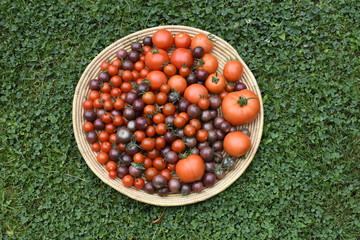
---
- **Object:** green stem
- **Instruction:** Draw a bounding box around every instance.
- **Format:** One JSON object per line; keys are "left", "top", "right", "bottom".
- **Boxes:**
{"left": 237, "top": 96, "right": 256, "bottom": 106}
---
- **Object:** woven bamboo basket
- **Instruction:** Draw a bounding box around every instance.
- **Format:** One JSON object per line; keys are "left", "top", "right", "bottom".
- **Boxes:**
{"left": 72, "top": 25, "right": 264, "bottom": 206}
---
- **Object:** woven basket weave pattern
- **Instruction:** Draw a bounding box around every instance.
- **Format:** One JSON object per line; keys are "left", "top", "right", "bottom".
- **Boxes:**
{"left": 72, "top": 25, "right": 263, "bottom": 206}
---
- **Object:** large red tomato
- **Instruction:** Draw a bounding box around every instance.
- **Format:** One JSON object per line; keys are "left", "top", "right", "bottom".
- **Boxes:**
{"left": 221, "top": 89, "right": 260, "bottom": 126}
{"left": 168, "top": 75, "right": 187, "bottom": 94}
{"left": 152, "top": 29, "right": 174, "bottom": 50}
{"left": 147, "top": 71, "right": 168, "bottom": 91}
{"left": 170, "top": 48, "right": 193, "bottom": 69}
{"left": 175, "top": 154, "right": 205, "bottom": 183}
{"left": 223, "top": 60, "right": 243, "bottom": 82}
{"left": 197, "top": 54, "right": 218, "bottom": 74}
{"left": 184, "top": 84, "right": 209, "bottom": 104}
{"left": 224, "top": 131, "right": 251, "bottom": 157}
{"left": 190, "top": 33, "right": 214, "bottom": 53}
{"left": 174, "top": 33, "right": 191, "bottom": 48}
{"left": 145, "top": 49, "right": 169, "bottom": 71}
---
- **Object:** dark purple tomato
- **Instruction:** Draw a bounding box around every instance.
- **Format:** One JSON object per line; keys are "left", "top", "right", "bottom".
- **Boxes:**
{"left": 111, "top": 109, "right": 122, "bottom": 116}
{"left": 176, "top": 128, "right": 184, "bottom": 138}
{"left": 83, "top": 110, "right": 97, "bottom": 122}
{"left": 168, "top": 178, "right": 181, "bottom": 193}
{"left": 158, "top": 187, "right": 170, "bottom": 197}
{"left": 128, "top": 51, "right": 140, "bottom": 62}
{"left": 125, "top": 91, "right": 138, "bottom": 104}
{"left": 152, "top": 174, "right": 168, "bottom": 189}
{"left": 207, "top": 130, "right": 217, "bottom": 143}
{"left": 178, "top": 99, "right": 191, "bottom": 112}
{"left": 215, "top": 168, "right": 226, "bottom": 179}
{"left": 212, "top": 141, "right": 223, "bottom": 151}
{"left": 97, "top": 109, "right": 107, "bottom": 118}
{"left": 116, "top": 166, "right": 129, "bottom": 178}
{"left": 187, "top": 104, "right": 201, "bottom": 119}
{"left": 208, "top": 95, "right": 221, "bottom": 109}
{"left": 205, "top": 162, "right": 215, "bottom": 172}
{"left": 165, "top": 151, "right": 178, "bottom": 164}
{"left": 197, "top": 141, "right": 209, "bottom": 150}
{"left": 192, "top": 181, "right": 204, "bottom": 193}
{"left": 94, "top": 118, "right": 105, "bottom": 130}
{"left": 89, "top": 79, "right": 100, "bottom": 90}
{"left": 98, "top": 72, "right": 110, "bottom": 82}
{"left": 143, "top": 36, "right": 153, "bottom": 47}
{"left": 213, "top": 116, "right": 225, "bottom": 129}
{"left": 184, "top": 137, "right": 197, "bottom": 148}
{"left": 109, "top": 148, "right": 121, "bottom": 161}
{"left": 126, "top": 120, "right": 136, "bottom": 132}
{"left": 122, "top": 60, "right": 134, "bottom": 70}
{"left": 201, "top": 110, "right": 212, "bottom": 122}
{"left": 200, "top": 146, "right": 214, "bottom": 161}
{"left": 195, "top": 69, "right": 208, "bottom": 81}
{"left": 202, "top": 122, "right": 214, "bottom": 131}
{"left": 202, "top": 173, "right": 216, "bottom": 187}
{"left": 129, "top": 165, "right": 142, "bottom": 178}
{"left": 123, "top": 108, "right": 136, "bottom": 120}
{"left": 229, "top": 126, "right": 237, "bottom": 133}
{"left": 132, "top": 99, "right": 145, "bottom": 112}
{"left": 137, "top": 82, "right": 150, "bottom": 92}
{"left": 190, "top": 147, "right": 200, "bottom": 155}
{"left": 181, "top": 184, "right": 192, "bottom": 195}
{"left": 164, "top": 116, "right": 175, "bottom": 126}
{"left": 164, "top": 131, "right": 176, "bottom": 143}
{"left": 234, "top": 82, "right": 247, "bottom": 91}
{"left": 135, "top": 117, "right": 148, "bottom": 131}
{"left": 187, "top": 73, "right": 198, "bottom": 85}
{"left": 116, "top": 49, "right": 128, "bottom": 60}
{"left": 214, "top": 151, "right": 222, "bottom": 163}
{"left": 86, "top": 131, "right": 98, "bottom": 144}
{"left": 219, "top": 121, "right": 231, "bottom": 133}
{"left": 215, "top": 129, "right": 225, "bottom": 140}
{"left": 161, "top": 146, "right": 172, "bottom": 156}
{"left": 209, "top": 110, "right": 218, "bottom": 119}
{"left": 125, "top": 144, "right": 139, "bottom": 156}
{"left": 144, "top": 182, "right": 156, "bottom": 194}
{"left": 192, "top": 46, "right": 205, "bottom": 58}
{"left": 131, "top": 42, "right": 143, "bottom": 52}
{"left": 121, "top": 154, "right": 133, "bottom": 167}
{"left": 116, "top": 127, "right": 132, "bottom": 143}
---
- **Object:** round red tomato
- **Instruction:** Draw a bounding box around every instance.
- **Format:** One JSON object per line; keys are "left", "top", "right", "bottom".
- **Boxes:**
{"left": 184, "top": 84, "right": 209, "bottom": 104}
{"left": 221, "top": 89, "right": 260, "bottom": 126}
{"left": 168, "top": 75, "right": 187, "bottom": 94}
{"left": 224, "top": 131, "right": 251, "bottom": 157}
{"left": 191, "top": 33, "right": 214, "bottom": 53}
{"left": 175, "top": 155, "right": 205, "bottom": 183}
{"left": 197, "top": 54, "right": 218, "bottom": 74}
{"left": 205, "top": 73, "right": 226, "bottom": 94}
{"left": 152, "top": 29, "right": 174, "bottom": 50}
{"left": 170, "top": 48, "right": 193, "bottom": 69}
{"left": 147, "top": 70, "right": 168, "bottom": 91}
{"left": 145, "top": 49, "right": 169, "bottom": 71}
{"left": 174, "top": 33, "right": 191, "bottom": 48}
{"left": 223, "top": 60, "right": 243, "bottom": 82}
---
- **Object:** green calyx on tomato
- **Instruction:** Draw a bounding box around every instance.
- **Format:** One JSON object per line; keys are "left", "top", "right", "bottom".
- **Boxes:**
{"left": 237, "top": 96, "right": 257, "bottom": 107}
{"left": 211, "top": 73, "right": 220, "bottom": 83}
{"left": 131, "top": 162, "right": 145, "bottom": 170}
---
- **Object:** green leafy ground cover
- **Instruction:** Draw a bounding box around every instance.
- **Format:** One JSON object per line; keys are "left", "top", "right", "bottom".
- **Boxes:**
{"left": 1, "top": 0, "right": 359, "bottom": 239}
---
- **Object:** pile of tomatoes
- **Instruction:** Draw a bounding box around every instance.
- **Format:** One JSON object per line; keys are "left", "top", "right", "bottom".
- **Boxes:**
{"left": 82, "top": 29, "right": 260, "bottom": 196}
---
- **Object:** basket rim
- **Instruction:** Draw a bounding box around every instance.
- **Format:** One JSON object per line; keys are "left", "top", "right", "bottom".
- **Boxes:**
{"left": 72, "top": 25, "right": 264, "bottom": 206}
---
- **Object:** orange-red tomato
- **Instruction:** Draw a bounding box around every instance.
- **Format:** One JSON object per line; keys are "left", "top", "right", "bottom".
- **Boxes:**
{"left": 171, "top": 139, "right": 186, "bottom": 153}
{"left": 152, "top": 29, "right": 174, "bottom": 50}
{"left": 197, "top": 54, "right": 218, "bottom": 74}
{"left": 145, "top": 49, "right": 170, "bottom": 71}
{"left": 97, "top": 152, "right": 109, "bottom": 164}
{"left": 205, "top": 73, "right": 226, "bottom": 94}
{"left": 224, "top": 131, "right": 251, "bottom": 157}
{"left": 122, "top": 175, "right": 134, "bottom": 187}
{"left": 191, "top": 33, "right": 214, "bottom": 53}
{"left": 163, "top": 63, "right": 177, "bottom": 77}
{"left": 174, "top": 33, "right": 191, "bottom": 48}
{"left": 223, "top": 60, "right": 243, "bottom": 82}
{"left": 221, "top": 89, "right": 260, "bottom": 126}
{"left": 170, "top": 48, "right": 193, "bottom": 69}
{"left": 134, "top": 178, "right": 145, "bottom": 189}
{"left": 168, "top": 75, "right": 187, "bottom": 94}
{"left": 175, "top": 155, "right": 205, "bottom": 183}
{"left": 147, "top": 70, "right": 168, "bottom": 91}
{"left": 184, "top": 84, "right": 209, "bottom": 104}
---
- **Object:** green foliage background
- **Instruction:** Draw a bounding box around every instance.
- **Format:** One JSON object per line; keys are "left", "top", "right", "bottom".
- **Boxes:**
{"left": 1, "top": 0, "right": 359, "bottom": 239}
